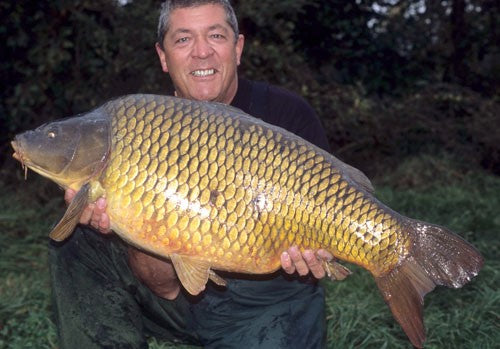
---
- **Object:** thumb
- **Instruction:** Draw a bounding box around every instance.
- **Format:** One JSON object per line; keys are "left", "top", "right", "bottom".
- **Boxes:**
{"left": 64, "top": 188, "right": 76, "bottom": 205}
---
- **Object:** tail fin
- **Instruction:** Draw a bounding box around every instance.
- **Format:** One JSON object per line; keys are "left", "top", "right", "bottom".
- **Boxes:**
{"left": 374, "top": 221, "right": 483, "bottom": 348}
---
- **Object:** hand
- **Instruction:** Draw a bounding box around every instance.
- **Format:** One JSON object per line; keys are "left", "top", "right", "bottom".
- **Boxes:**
{"left": 127, "top": 246, "right": 181, "bottom": 300}
{"left": 65, "top": 188, "right": 111, "bottom": 234}
{"left": 281, "top": 246, "right": 333, "bottom": 279}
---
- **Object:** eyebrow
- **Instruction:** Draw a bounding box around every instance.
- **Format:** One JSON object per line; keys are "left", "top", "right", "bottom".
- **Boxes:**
{"left": 170, "top": 28, "right": 191, "bottom": 37}
{"left": 207, "top": 24, "right": 230, "bottom": 33}
{"left": 169, "top": 24, "right": 230, "bottom": 37}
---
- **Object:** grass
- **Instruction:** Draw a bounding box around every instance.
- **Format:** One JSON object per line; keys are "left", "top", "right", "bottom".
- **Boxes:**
{"left": 0, "top": 178, "right": 60, "bottom": 348}
{"left": 0, "top": 162, "right": 498, "bottom": 348}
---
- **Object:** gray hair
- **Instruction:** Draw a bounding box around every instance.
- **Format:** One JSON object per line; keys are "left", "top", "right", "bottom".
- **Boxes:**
{"left": 157, "top": 0, "right": 239, "bottom": 48}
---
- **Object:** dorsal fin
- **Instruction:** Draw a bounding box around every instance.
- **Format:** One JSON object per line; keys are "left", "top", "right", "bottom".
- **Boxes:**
{"left": 326, "top": 153, "right": 374, "bottom": 193}
{"left": 341, "top": 163, "right": 374, "bottom": 193}
{"left": 49, "top": 183, "right": 90, "bottom": 241}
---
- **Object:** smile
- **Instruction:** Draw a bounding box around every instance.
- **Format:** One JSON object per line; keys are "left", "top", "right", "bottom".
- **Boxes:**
{"left": 191, "top": 69, "right": 216, "bottom": 77}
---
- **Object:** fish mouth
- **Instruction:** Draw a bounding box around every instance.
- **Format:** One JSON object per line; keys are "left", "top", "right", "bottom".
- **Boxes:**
{"left": 11, "top": 140, "right": 22, "bottom": 162}
{"left": 190, "top": 68, "right": 217, "bottom": 77}
{"left": 11, "top": 140, "right": 29, "bottom": 179}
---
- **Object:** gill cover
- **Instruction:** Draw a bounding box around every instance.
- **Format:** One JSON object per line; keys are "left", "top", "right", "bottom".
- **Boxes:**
{"left": 12, "top": 109, "right": 110, "bottom": 189}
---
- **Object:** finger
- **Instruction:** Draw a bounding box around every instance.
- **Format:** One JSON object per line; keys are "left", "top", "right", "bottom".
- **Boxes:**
{"left": 92, "top": 198, "right": 112, "bottom": 233}
{"left": 94, "top": 197, "right": 107, "bottom": 215}
{"left": 98, "top": 212, "right": 112, "bottom": 234}
{"left": 303, "top": 250, "right": 325, "bottom": 279}
{"left": 91, "top": 198, "right": 105, "bottom": 228}
{"left": 79, "top": 203, "right": 95, "bottom": 225}
{"left": 288, "top": 246, "right": 309, "bottom": 276}
{"left": 90, "top": 213, "right": 101, "bottom": 230}
{"left": 64, "top": 189, "right": 76, "bottom": 205}
{"left": 280, "top": 251, "right": 295, "bottom": 274}
{"left": 316, "top": 249, "right": 334, "bottom": 262}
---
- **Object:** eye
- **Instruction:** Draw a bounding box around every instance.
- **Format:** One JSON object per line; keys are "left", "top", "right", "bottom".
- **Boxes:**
{"left": 48, "top": 131, "right": 56, "bottom": 139}
{"left": 175, "top": 37, "right": 189, "bottom": 44}
{"left": 211, "top": 33, "right": 225, "bottom": 40}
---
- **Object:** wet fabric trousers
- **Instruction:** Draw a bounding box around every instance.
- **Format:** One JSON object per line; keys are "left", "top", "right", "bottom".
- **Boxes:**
{"left": 49, "top": 226, "right": 326, "bottom": 348}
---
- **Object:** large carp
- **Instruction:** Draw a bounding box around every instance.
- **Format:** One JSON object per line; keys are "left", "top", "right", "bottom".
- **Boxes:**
{"left": 12, "top": 94, "right": 483, "bottom": 347}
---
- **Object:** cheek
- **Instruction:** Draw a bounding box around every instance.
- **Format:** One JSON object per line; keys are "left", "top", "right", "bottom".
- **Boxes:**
{"left": 219, "top": 51, "right": 238, "bottom": 70}
{"left": 165, "top": 50, "right": 189, "bottom": 69}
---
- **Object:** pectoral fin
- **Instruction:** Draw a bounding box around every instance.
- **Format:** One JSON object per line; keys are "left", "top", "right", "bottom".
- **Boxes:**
{"left": 49, "top": 183, "right": 90, "bottom": 241}
{"left": 170, "top": 254, "right": 226, "bottom": 295}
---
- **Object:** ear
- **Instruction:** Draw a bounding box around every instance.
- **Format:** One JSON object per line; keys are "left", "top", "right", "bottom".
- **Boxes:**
{"left": 235, "top": 34, "right": 244, "bottom": 66}
{"left": 155, "top": 42, "right": 169, "bottom": 73}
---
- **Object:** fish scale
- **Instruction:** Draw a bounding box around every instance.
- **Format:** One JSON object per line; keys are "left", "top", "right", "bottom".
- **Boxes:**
{"left": 12, "top": 94, "right": 483, "bottom": 347}
{"left": 100, "top": 95, "right": 405, "bottom": 275}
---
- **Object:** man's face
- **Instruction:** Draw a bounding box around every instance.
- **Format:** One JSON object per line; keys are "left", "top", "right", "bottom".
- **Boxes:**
{"left": 156, "top": 4, "right": 244, "bottom": 104}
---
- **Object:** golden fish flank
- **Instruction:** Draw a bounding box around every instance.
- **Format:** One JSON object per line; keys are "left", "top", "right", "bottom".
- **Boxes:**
{"left": 106, "top": 98, "right": 407, "bottom": 273}
{"left": 12, "top": 94, "right": 483, "bottom": 348}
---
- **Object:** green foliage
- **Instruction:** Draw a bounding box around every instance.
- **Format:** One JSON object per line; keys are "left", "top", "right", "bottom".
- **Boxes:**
{"left": 1, "top": 0, "right": 168, "bottom": 166}
{"left": 322, "top": 84, "right": 500, "bottom": 178}
{"left": 0, "top": 180, "right": 61, "bottom": 348}
{"left": 288, "top": 0, "right": 500, "bottom": 95}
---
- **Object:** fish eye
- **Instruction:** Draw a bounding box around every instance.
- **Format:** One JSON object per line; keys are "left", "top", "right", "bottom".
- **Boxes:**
{"left": 48, "top": 131, "right": 56, "bottom": 139}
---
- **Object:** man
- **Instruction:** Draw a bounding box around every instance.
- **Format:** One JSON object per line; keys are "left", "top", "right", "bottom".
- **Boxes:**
{"left": 53, "top": 1, "right": 333, "bottom": 348}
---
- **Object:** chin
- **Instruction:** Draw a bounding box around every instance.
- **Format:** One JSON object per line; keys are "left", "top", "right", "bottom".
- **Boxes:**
{"left": 194, "top": 92, "right": 219, "bottom": 102}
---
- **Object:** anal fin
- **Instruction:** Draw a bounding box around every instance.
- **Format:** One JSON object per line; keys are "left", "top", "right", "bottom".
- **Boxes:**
{"left": 49, "top": 183, "right": 90, "bottom": 241}
{"left": 322, "top": 260, "right": 352, "bottom": 281}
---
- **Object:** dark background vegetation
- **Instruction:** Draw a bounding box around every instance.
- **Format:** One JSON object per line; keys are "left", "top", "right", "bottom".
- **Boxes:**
{"left": 0, "top": 0, "right": 499, "bottom": 348}
{"left": 1, "top": 0, "right": 499, "bottom": 179}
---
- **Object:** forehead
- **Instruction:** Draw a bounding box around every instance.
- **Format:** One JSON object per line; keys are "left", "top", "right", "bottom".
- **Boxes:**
{"left": 168, "top": 4, "right": 231, "bottom": 35}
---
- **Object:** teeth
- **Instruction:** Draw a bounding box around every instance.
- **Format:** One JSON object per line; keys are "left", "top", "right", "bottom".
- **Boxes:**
{"left": 191, "top": 69, "right": 215, "bottom": 77}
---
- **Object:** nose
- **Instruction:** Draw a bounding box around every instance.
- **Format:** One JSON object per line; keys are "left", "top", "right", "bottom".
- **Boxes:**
{"left": 192, "top": 37, "right": 214, "bottom": 58}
